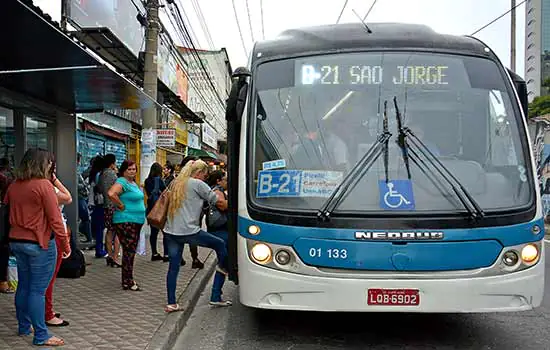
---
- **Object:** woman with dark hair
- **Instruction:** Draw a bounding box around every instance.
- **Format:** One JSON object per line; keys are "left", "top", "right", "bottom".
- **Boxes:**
{"left": 163, "top": 162, "right": 176, "bottom": 187}
{"left": 205, "top": 170, "right": 231, "bottom": 306}
{"left": 89, "top": 156, "right": 109, "bottom": 258}
{"left": 145, "top": 162, "right": 167, "bottom": 261}
{"left": 6, "top": 148, "right": 70, "bottom": 346}
{"left": 98, "top": 154, "right": 121, "bottom": 266}
{"left": 107, "top": 160, "right": 146, "bottom": 291}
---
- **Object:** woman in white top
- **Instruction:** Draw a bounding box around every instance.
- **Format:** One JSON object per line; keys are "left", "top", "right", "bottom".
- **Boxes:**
{"left": 45, "top": 158, "right": 72, "bottom": 327}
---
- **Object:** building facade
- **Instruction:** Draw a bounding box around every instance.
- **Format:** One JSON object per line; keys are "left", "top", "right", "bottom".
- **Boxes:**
{"left": 525, "top": 0, "right": 550, "bottom": 101}
{"left": 179, "top": 48, "right": 232, "bottom": 154}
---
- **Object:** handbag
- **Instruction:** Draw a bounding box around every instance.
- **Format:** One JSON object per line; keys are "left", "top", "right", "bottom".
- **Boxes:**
{"left": 147, "top": 183, "right": 172, "bottom": 230}
{"left": 207, "top": 186, "right": 227, "bottom": 230}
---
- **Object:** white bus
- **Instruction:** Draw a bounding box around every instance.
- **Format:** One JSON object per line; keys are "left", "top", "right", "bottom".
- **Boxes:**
{"left": 224, "top": 23, "right": 544, "bottom": 312}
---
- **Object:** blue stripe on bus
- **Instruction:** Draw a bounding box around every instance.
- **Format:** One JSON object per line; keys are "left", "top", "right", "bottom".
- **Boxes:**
{"left": 238, "top": 216, "right": 544, "bottom": 247}
{"left": 293, "top": 238, "right": 503, "bottom": 271}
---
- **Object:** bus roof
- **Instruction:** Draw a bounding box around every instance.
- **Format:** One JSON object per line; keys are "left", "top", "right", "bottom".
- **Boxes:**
{"left": 252, "top": 23, "right": 496, "bottom": 63}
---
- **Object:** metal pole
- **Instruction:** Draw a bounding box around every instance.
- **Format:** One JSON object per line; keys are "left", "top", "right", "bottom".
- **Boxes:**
{"left": 511, "top": 0, "right": 516, "bottom": 72}
{"left": 141, "top": 0, "right": 160, "bottom": 183}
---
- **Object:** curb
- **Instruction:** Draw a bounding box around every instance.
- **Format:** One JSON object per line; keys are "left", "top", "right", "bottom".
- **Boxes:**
{"left": 145, "top": 251, "right": 217, "bottom": 350}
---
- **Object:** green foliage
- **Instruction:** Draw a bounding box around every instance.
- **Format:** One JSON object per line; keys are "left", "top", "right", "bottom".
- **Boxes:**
{"left": 528, "top": 95, "right": 550, "bottom": 118}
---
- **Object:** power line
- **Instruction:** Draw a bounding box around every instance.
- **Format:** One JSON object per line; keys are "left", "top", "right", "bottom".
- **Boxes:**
{"left": 471, "top": 0, "right": 526, "bottom": 36}
{"left": 245, "top": 0, "right": 256, "bottom": 43}
{"left": 232, "top": 0, "right": 249, "bottom": 59}
{"left": 260, "top": 0, "right": 265, "bottom": 40}
{"left": 362, "top": 0, "right": 378, "bottom": 21}
{"left": 336, "top": 0, "right": 349, "bottom": 24}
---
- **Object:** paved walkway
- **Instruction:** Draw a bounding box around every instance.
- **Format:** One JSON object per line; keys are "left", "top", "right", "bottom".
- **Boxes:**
{"left": 0, "top": 229, "right": 213, "bottom": 350}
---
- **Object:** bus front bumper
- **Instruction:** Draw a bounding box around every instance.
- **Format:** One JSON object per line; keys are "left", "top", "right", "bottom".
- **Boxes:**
{"left": 237, "top": 238, "right": 545, "bottom": 313}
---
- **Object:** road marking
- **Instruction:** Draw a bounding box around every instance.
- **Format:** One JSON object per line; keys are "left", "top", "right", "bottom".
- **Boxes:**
{"left": 544, "top": 239, "right": 550, "bottom": 244}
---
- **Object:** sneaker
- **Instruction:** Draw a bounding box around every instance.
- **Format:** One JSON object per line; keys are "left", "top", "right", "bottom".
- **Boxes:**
{"left": 209, "top": 300, "right": 232, "bottom": 307}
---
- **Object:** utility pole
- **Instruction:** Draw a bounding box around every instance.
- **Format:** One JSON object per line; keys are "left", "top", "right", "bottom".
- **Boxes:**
{"left": 511, "top": 0, "right": 516, "bottom": 72}
{"left": 141, "top": 0, "right": 160, "bottom": 183}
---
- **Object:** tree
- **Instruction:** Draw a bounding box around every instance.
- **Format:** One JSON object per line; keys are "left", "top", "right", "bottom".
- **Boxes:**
{"left": 529, "top": 95, "right": 550, "bottom": 118}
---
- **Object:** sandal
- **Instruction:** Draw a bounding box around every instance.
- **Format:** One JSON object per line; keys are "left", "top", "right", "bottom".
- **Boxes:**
{"left": 0, "top": 286, "right": 15, "bottom": 294}
{"left": 35, "top": 335, "right": 64, "bottom": 346}
{"left": 164, "top": 304, "right": 184, "bottom": 313}
{"left": 122, "top": 282, "right": 141, "bottom": 291}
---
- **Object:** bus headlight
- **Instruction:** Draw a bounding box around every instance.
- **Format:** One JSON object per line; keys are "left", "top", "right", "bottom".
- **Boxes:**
{"left": 251, "top": 243, "right": 272, "bottom": 264}
{"left": 521, "top": 244, "right": 539, "bottom": 263}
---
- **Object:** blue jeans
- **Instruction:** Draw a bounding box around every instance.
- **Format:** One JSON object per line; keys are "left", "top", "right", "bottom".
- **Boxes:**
{"left": 91, "top": 205, "right": 106, "bottom": 257}
{"left": 210, "top": 231, "right": 228, "bottom": 302}
{"left": 10, "top": 239, "right": 57, "bottom": 345}
{"left": 165, "top": 231, "right": 227, "bottom": 305}
{"left": 78, "top": 198, "right": 92, "bottom": 242}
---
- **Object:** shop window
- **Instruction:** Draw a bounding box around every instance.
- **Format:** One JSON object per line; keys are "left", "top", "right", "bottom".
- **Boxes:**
{"left": 0, "top": 106, "right": 15, "bottom": 168}
{"left": 25, "top": 116, "right": 54, "bottom": 152}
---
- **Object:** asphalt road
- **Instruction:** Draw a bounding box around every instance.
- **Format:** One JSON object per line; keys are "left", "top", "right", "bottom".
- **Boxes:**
{"left": 174, "top": 243, "right": 550, "bottom": 350}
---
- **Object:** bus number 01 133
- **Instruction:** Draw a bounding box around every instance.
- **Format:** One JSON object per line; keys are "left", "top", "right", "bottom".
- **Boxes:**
{"left": 309, "top": 248, "right": 348, "bottom": 259}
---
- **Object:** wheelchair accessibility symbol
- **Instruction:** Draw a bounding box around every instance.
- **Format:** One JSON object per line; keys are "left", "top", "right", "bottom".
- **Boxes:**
{"left": 378, "top": 180, "right": 415, "bottom": 210}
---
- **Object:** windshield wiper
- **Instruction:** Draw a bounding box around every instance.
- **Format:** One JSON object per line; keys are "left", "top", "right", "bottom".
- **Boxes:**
{"left": 394, "top": 97, "right": 411, "bottom": 179}
{"left": 317, "top": 103, "right": 392, "bottom": 221}
{"left": 391, "top": 97, "right": 484, "bottom": 220}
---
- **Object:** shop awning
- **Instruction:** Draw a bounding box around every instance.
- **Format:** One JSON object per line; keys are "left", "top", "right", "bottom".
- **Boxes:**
{"left": 187, "top": 148, "right": 218, "bottom": 159}
{"left": 0, "top": 0, "right": 157, "bottom": 113}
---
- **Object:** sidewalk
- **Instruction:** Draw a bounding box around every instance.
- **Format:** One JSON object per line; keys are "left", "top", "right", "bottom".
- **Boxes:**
{"left": 0, "top": 229, "right": 214, "bottom": 350}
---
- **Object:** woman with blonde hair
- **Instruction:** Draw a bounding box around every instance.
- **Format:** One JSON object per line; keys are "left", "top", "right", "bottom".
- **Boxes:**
{"left": 163, "top": 159, "right": 228, "bottom": 312}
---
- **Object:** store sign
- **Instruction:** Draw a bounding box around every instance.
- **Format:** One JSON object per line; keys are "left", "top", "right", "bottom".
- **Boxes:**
{"left": 66, "top": 0, "right": 145, "bottom": 56}
{"left": 202, "top": 123, "right": 217, "bottom": 149}
{"left": 168, "top": 117, "right": 188, "bottom": 145}
{"left": 156, "top": 129, "right": 176, "bottom": 147}
{"left": 158, "top": 37, "right": 178, "bottom": 94}
{"left": 188, "top": 132, "right": 200, "bottom": 149}
{"left": 141, "top": 128, "right": 157, "bottom": 177}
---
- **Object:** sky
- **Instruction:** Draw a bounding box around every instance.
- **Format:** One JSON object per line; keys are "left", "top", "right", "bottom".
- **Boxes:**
{"left": 35, "top": 0, "right": 526, "bottom": 75}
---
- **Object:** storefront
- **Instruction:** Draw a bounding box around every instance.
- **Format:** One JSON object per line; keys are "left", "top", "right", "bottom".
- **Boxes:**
{"left": 0, "top": 1, "right": 157, "bottom": 240}
{"left": 77, "top": 112, "right": 133, "bottom": 172}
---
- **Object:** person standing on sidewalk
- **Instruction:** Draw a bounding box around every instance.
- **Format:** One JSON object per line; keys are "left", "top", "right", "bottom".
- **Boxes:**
{"left": 88, "top": 156, "right": 109, "bottom": 259}
{"left": 98, "top": 154, "right": 121, "bottom": 266}
{"left": 76, "top": 153, "right": 93, "bottom": 244}
{"left": 163, "top": 160, "right": 228, "bottom": 312}
{"left": 178, "top": 156, "right": 204, "bottom": 269}
{"left": 6, "top": 148, "right": 71, "bottom": 347}
{"left": 163, "top": 162, "right": 175, "bottom": 188}
{"left": 45, "top": 158, "right": 72, "bottom": 327}
{"left": 144, "top": 162, "right": 167, "bottom": 261}
{"left": 0, "top": 168, "right": 13, "bottom": 294}
{"left": 108, "top": 160, "right": 146, "bottom": 291}
{"left": 206, "top": 170, "right": 231, "bottom": 306}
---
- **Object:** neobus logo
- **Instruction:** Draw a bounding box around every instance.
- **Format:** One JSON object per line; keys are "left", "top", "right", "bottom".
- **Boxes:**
{"left": 354, "top": 231, "right": 444, "bottom": 240}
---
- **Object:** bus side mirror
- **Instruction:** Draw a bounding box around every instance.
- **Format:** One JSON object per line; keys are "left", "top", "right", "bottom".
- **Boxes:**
{"left": 507, "top": 68, "right": 529, "bottom": 118}
{"left": 226, "top": 67, "right": 251, "bottom": 123}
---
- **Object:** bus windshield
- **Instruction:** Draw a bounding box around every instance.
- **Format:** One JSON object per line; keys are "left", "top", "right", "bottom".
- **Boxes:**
{"left": 250, "top": 52, "right": 533, "bottom": 214}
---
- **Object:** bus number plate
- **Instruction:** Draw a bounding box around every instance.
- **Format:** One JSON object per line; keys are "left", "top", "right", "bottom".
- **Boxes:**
{"left": 367, "top": 289, "right": 420, "bottom": 306}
